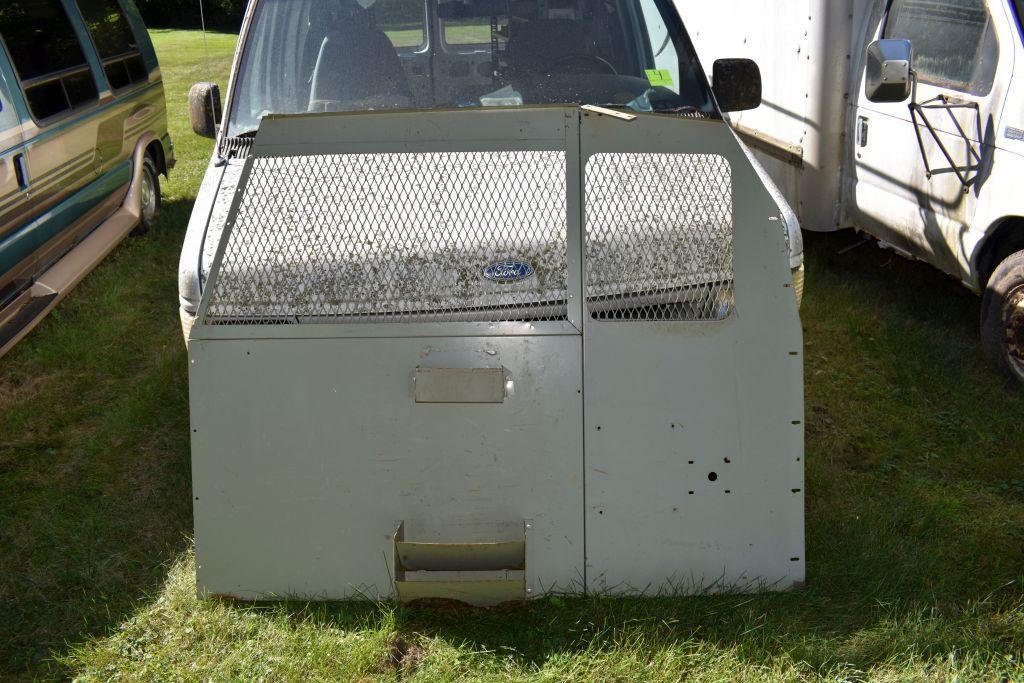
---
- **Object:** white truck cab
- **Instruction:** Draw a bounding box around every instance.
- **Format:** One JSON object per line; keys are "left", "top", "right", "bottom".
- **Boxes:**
{"left": 683, "top": 0, "right": 1024, "bottom": 383}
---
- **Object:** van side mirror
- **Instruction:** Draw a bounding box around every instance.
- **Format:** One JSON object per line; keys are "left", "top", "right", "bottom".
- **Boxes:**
{"left": 866, "top": 39, "right": 913, "bottom": 103}
{"left": 712, "top": 59, "right": 762, "bottom": 112}
{"left": 189, "top": 82, "right": 222, "bottom": 139}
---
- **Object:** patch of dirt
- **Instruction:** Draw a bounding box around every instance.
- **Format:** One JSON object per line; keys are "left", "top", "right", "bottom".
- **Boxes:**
{"left": 381, "top": 635, "right": 427, "bottom": 680}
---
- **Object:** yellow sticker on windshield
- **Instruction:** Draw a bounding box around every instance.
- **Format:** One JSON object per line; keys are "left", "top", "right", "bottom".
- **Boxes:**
{"left": 645, "top": 69, "right": 674, "bottom": 87}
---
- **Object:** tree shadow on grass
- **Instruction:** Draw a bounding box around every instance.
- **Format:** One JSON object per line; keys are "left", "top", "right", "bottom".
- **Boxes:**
{"left": 379, "top": 231, "right": 1023, "bottom": 676}
{"left": 6, "top": 227, "right": 1023, "bottom": 679}
{"left": 385, "top": 476, "right": 1023, "bottom": 677}
{"left": 0, "top": 198, "right": 197, "bottom": 678}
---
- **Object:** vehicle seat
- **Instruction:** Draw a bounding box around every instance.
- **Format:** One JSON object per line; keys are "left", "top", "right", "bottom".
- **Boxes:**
{"left": 506, "top": 19, "right": 598, "bottom": 78}
{"left": 308, "top": 2, "right": 413, "bottom": 111}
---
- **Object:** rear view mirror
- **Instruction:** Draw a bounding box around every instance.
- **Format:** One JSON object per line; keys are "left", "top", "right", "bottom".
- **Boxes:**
{"left": 189, "top": 82, "right": 222, "bottom": 139}
{"left": 713, "top": 59, "right": 762, "bottom": 112}
{"left": 866, "top": 39, "right": 913, "bottom": 103}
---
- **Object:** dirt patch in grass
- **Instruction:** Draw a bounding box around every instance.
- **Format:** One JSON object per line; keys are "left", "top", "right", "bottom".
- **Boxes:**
{"left": 381, "top": 635, "right": 429, "bottom": 679}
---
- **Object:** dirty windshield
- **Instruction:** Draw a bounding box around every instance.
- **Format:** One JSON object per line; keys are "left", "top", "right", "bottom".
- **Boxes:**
{"left": 227, "top": 0, "right": 715, "bottom": 136}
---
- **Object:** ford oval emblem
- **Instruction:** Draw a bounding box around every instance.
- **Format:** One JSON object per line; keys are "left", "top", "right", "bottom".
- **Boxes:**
{"left": 483, "top": 259, "right": 535, "bottom": 283}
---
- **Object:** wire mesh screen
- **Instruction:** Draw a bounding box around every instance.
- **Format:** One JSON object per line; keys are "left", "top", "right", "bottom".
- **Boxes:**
{"left": 204, "top": 151, "right": 568, "bottom": 324}
{"left": 584, "top": 153, "right": 734, "bottom": 321}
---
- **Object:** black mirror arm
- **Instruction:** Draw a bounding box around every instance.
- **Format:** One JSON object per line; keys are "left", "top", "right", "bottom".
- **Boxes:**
{"left": 906, "top": 69, "right": 983, "bottom": 192}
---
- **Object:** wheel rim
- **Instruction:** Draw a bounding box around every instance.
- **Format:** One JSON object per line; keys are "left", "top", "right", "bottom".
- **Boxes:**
{"left": 1003, "top": 284, "right": 1024, "bottom": 380}
{"left": 140, "top": 168, "right": 157, "bottom": 223}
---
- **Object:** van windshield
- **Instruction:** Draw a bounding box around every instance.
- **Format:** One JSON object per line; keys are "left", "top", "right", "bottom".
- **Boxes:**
{"left": 227, "top": 0, "right": 716, "bottom": 136}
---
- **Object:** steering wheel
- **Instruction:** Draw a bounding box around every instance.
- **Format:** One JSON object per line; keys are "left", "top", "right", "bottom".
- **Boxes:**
{"left": 550, "top": 53, "right": 618, "bottom": 76}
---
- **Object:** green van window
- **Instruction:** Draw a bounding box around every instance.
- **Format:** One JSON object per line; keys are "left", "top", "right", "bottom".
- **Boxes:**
{"left": 76, "top": 0, "right": 148, "bottom": 90}
{"left": 0, "top": 0, "right": 99, "bottom": 121}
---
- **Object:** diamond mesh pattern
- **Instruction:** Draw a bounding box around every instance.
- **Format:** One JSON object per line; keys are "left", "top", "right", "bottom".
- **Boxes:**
{"left": 584, "top": 153, "right": 733, "bottom": 321}
{"left": 204, "top": 151, "right": 568, "bottom": 324}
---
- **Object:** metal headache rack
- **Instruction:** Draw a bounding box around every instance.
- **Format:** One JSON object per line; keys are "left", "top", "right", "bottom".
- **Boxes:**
{"left": 188, "top": 106, "right": 804, "bottom": 604}
{"left": 204, "top": 149, "right": 570, "bottom": 324}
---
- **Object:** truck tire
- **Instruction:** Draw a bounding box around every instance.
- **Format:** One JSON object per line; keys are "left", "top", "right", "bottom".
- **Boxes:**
{"left": 131, "top": 155, "right": 161, "bottom": 236}
{"left": 981, "top": 249, "right": 1024, "bottom": 384}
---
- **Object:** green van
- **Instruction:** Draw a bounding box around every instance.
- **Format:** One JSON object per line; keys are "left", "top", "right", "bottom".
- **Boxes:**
{"left": 0, "top": 0, "right": 172, "bottom": 357}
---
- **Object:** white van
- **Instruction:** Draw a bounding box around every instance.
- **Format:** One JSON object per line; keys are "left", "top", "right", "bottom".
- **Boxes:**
{"left": 178, "top": 0, "right": 808, "bottom": 603}
{"left": 682, "top": 0, "right": 1024, "bottom": 383}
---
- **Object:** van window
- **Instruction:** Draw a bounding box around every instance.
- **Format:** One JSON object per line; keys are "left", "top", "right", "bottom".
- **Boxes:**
{"left": 375, "top": 0, "right": 426, "bottom": 49}
{"left": 0, "top": 71, "right": 20, "bottom": 132}
{"left": 884, "top": 0, "right": 999, "bottom": 96}
{"left": 0, "top": 0, "right": 99, "bottom": 121}
{"left": 227, "top": 0, "right": 714, "bottom": 137}
{"left": 441, "top": 9, "right": 500, "bottom": 47}
{"left": 76, "top": 0, "right": 149, "bottom": 90}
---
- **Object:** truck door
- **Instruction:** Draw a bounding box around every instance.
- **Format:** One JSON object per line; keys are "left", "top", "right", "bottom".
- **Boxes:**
{"left": 849, "top": 0, "right": 1010, "bottom": 277}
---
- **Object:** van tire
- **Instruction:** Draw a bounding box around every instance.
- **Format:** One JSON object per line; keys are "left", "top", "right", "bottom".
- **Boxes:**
{"left": 981, "top": 249, "right": 1024, "bottom": 385}
{"left": 132, "top": 155, "right": 161, "bottom": 236}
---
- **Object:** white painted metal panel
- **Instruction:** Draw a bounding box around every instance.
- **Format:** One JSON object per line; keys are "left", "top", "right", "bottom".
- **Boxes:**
{"left": 579, "top": 111, "right": 804, "bottom": 594}
{"left": 190, "top": 335, "right": 584, "bottom": 599}
{"left": 188, "top": 107, "right": 803, "bottom": 602}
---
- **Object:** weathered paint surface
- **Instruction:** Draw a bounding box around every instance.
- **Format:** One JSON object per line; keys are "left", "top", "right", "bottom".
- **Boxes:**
{"left": 188, "top": 107, "right": 803, "bottom": 603}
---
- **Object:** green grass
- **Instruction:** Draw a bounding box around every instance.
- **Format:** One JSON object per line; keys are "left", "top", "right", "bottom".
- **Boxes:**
{"left": 2, "top": 28, "right": 1024, "bottom": 681}
{"left": 383, "top": 28, "right": 427, "bottom": 49}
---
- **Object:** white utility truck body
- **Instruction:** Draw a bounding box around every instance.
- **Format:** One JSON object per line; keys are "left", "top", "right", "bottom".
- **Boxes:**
{"left": 180, "top": 0, "right": 805, "bottom": 604}
{"left": 681, "top": 0, "right": 1024, "bottom": 381}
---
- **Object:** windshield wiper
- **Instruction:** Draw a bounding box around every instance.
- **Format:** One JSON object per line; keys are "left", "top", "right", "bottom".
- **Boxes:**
{"left": 653, "top": 105, "right": 702, "bottom": 114}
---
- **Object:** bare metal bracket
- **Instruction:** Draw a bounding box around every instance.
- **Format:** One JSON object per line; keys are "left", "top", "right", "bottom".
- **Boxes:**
{"left": 908, "top": 73, "right": 982, "bottom": 193}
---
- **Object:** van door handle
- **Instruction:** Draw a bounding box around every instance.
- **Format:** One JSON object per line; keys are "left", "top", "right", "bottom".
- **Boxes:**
{"left": 857, "top": 117, "right": 869, "bottom": 147}
{"left": 13, "top": 153, "right": 28, "bottom": 190}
